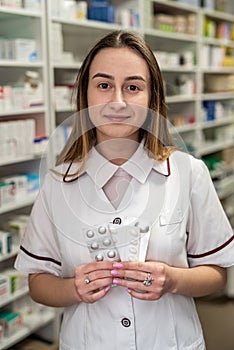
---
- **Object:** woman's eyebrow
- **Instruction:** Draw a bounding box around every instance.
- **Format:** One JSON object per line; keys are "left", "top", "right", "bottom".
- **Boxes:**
{"left": 125, "top": 75, "right": 146, "bottom": 82}
{"left": 92, "top": 73, "right": 114, "bottom": 80}
{"left": 92, "top": 73, "right": 146, "bottom": 82}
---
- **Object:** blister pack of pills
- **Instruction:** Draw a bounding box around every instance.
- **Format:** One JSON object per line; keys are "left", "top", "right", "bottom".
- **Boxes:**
{"left": 83, "top": 218, "right": 151, "bottom": 262}
{"left": 83, "top": 225, "right": 120, "bottom": 262}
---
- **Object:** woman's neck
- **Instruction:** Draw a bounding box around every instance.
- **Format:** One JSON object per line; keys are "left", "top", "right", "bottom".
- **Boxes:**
{"left": 95, "top": 138, "right": 140, "bottom": 165}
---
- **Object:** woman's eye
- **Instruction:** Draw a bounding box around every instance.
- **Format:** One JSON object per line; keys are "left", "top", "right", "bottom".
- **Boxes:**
{"left": 98, "top": 83, "right": 110, "bottom": 89}
{"left": 127, "top": 85, "right": 139, "bottom": 91}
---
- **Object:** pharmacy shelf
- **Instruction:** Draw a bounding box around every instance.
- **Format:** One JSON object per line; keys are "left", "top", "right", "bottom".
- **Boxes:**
{"left": 1, "top": 310, "right": 56, "bottom": 350}
{"left": 166, "top": 95, "right": 198, "bottom": 103}
{"left": 0, "top": 60, "right": 44, "bottom": 67}
{"left": 170, "top": 123, "right": 197, "bottom": 134}
{"left": 0, "top": 287, "right": 29, "bottom": 309}
{"left": 202, "top": 67, "right": 234, "bottom": 74}
{"left": 0, "top": 6, "right": 41, "bottom": 18}
{"left": 53, "top": 62, "right": 82, "bottom": 69}
{"left": 201, "top": 92, "right": 234, "bottom": 101}
{"left": 0, "top": 192, "right": 38, "bottom": 215}
{"left": 202, "top": 37, "right": 234, "bottom": 48}
{"left": 202, "top": 8, "right": 234, "bottom": 22}
{"left": 160, "top": 66, "right": 198, "bottom": 73}
{"left": 51, "top": 16, "right": 121, "bottom": 31}
{"left": 55, "top": 106, "right": 74, "bottom": 113}
{"left": 0, "top": 107, "right": 46, "bottom": 117}
{"left": 210, "top": 164, "right": 234, "bottom": 179}
{"left": 201, "top": 116, "right": 234, "bottom": 129}
{"left": 216, "top": 175, "right": 234, "bottom": 200}
{"left": 199, "top": 141, "right": 234, "bottom": 156}
{"left": 0, "top": 154, "right": 44, "bottom": 167}
{"left": 144, "top": 28, "right": 197, "bottom": 42}
{"left": 158, "top": 0, "right": 199, "bottom": 12}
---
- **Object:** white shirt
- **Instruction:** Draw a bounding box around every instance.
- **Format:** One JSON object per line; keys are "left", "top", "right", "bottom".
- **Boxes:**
{"left": 15, "top": 143, "right": 234, "bottom": 350}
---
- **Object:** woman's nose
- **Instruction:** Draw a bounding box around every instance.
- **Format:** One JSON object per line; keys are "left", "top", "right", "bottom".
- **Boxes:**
{"left": 109, "top": 89, "right": 126, "bottom": 110}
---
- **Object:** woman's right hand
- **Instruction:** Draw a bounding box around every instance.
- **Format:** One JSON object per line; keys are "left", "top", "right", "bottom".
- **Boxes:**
{"left": 74, "top": 261, "right": 114, "bottom": 303}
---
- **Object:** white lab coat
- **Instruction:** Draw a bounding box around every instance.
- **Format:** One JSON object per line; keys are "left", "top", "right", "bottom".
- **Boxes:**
{"left": 15, "top": 143, "right": 234, "bottom": 350}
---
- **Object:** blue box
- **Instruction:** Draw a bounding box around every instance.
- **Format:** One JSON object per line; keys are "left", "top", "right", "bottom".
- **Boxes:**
{"left": 88, "top": 4, "right": 115, "bottom": 23}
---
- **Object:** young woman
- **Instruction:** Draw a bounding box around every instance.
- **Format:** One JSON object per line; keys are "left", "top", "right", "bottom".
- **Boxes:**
{"left": 15, "top": 31, "right": 234, "bottom": 350}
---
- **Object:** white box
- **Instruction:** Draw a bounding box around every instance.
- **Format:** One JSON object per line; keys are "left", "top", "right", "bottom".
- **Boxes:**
{"left": 0, "top": 122, "right": 11, "bottom": 161}
{"left": 12, "top": 84, "right": 25, "bottom": 109}
{"left": 7, "top": 121, "right": 19, "bottom": 157}
{"left": 11, "top": 39, "right": 37, "bottom": 62}
{"left": 0, "top": 276, "right": 10, "bottom": 301}
{"left": 3, "top": 86, "right": 13, "bottom": 111}
{"left": 54, "top": 85, "right": 72, "bottom": 110}
{"left": 50, "top": 0, "right": 60, "bottom": 16}
{"left": 23, "top": 0, "right": 41, "bottom": 11}
{"left": 1, "top": 174, "right": 28, "bottom": 200}
{"left": 24, "top": 118, "right": 36, "bottom": 154}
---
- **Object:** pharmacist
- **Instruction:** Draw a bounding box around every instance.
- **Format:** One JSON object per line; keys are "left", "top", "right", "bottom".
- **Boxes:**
{"left": 15, "top": 31, "right": 234, "bottom": 350}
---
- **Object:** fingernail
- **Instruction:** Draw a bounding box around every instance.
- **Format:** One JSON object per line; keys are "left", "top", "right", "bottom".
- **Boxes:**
{"left": 113, "top": 278, "right": 119, "bottom": 284}
{"left": 127, "top": 288, "right": 132, "bottom": 293}
{"left": 113, "top": 262, "right": 123, "bottom": 268}
{"left": 105, "top": 286, "right": 110, "bottom": 292}
{"left": 111, "top": 269, "right": 118, "bottom": 276}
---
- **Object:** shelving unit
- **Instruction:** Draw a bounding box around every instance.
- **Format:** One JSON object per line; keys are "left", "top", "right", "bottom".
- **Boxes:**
{"left": 0, "top": 1, "right": 57, "bottom": 349}
{"left": 0, "top": 0, "right": 233, "bottom": 348}
{"left": 1, "top": 310, "right": 56, "bottom": 350}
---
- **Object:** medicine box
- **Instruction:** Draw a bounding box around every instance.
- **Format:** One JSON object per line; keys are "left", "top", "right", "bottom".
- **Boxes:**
{"left": 3, "top": 269, "right": 28, "bottom": 294}
{"left": 0, "top": 276, "right": 10, "bottom": 301}
{"left": 1, "top": 0, "right": 22, "bottom": 7}
{"left": 23, "top": 0, "right": 41, "bottom": 11}
{"left": 0, "top": 183, "right": 16, "bottom": 207}
{"left": 0, "top": 231, "right": 12, "bottom": 255}
{"left": 204, "top": 75, "right": 234, "bottom": 92}
{"left": 0, "top": 310, "right": 22, "bottom": 338}
{"left": 10, "top": 39, "right": 37, "bottom": 62}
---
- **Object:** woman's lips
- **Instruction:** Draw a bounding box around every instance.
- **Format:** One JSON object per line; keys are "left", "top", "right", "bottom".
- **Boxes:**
{"left": 103, "top": 115, "right": 130, "bottom": 122}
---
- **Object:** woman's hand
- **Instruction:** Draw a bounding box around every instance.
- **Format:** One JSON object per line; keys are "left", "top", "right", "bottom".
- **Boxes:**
{"left": 74, "top": 261, "right": 114, "bottom": 303}
{"left": 110, "top": 261, "right": 174, "bottom": 300}
{"left": 110, "top": 261, "right": 227, "bottom": 300}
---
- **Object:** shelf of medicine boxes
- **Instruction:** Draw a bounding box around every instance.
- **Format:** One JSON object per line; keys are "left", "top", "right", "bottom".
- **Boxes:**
{"left": 0, "top": 4, "right": 57, "bottom": 349}
{"left": 0, "top": 8, "right": 45, "bottom": 202}
{"left": 0, "top": 2, "right": 50, "bottom": 188}
{"left": 0, "top": 2, "right": 50, "bottom": 122}
{"left": 0, "top": 309, "right": 56, "bottom": 350}
{"left": 198, "top": 4, "right": 234, "bottom": 156}
{"left": 47, "top": 0, "right": 133, "bottom": 157}
{"left": 143, "top": 1, "right": 199, "bottom": 142}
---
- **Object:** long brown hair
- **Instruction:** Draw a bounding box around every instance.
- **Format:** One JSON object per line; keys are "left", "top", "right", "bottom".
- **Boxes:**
{"left": 57, "top": 30, "right": 174, "bottom": 176}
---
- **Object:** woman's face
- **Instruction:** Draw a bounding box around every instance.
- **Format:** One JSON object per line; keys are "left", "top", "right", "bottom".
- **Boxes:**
{"left": 87, "top": 47, "right": 151, "bottom": 144}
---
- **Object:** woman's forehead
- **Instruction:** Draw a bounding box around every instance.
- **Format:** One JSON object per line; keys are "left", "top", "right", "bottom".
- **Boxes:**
{"left": 89, "top": 47, "right": 150, "bottom": 78}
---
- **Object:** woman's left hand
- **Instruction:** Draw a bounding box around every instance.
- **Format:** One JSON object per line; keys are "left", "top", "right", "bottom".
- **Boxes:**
{"left": 111, "top": 261, "right": 175, "bottom": 300}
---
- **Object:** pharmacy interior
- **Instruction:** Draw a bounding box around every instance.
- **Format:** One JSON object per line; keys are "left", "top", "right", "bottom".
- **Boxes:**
{"left": 0, "top": 0, "right": 234, "bottom": 349}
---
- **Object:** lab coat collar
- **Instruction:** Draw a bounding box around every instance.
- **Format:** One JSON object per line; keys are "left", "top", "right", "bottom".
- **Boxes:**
{"left": 84, "top": 141, "right": 170, "bottom": 189}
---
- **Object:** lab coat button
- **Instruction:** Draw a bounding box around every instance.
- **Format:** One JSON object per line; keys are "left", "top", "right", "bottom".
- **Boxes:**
{"left": 121, "top": 318, "right": 131, "bottom": 327}
{"left": 113, "top": 217, "right": 121, "bottom": 224}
